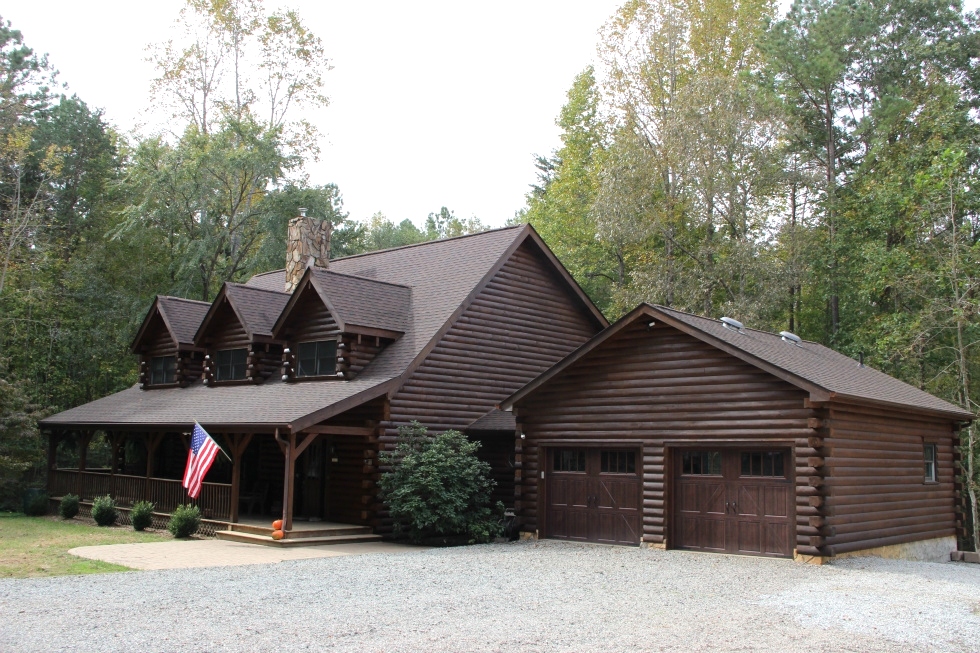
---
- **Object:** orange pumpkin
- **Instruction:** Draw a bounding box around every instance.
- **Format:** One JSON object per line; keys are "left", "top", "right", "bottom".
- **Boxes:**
{"left": 271, "top": 529, "right": 284, "bottom": 540}
{"left": 272, "top": 519, "right": 283, "bottom": 530}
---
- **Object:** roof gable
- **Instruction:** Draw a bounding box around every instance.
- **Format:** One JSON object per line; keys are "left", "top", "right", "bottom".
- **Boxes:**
{"left": 130, "top": 295, "right": 210, "bottom": 353}
{"left": 504, "top": 303, "right": 974, "bottom": 421}
{"left": 272, "top": 267, "right": 410, "bottom": 340}
{"left": 194, "top": 283, "right": 291, "bottom": 345}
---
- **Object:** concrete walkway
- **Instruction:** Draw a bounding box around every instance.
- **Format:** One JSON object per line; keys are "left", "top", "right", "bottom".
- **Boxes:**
{"left": 68, "top": 539, "right": 426, "bottom": 570}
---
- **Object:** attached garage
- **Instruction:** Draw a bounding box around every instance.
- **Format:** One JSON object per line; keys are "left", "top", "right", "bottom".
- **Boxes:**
{"left": 502, "top": 304, "right": 974, "bottom": 562}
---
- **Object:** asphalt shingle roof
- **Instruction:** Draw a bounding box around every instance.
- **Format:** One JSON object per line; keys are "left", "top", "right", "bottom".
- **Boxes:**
{"left": 308, "top": 268, "right": 410, "bottom": 333}
{"left": 151, "top": 296, "right": 211, "bottom": 347}
{"left": 466, "top": 408, "right": 517, "bottom": 432}
{"left": 653, "top": 305, "right": 973, "bottom": 420}
{"left": 221, "top": 283, "right": 291, "bottom": 339}
{"left": 43, "top": 226, "right": 527, "bottom": 430}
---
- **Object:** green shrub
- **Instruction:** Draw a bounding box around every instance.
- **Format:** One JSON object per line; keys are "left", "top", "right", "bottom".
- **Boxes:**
{"left": 91, "top": 495, "right": 117, "bottom": 526}
{"left": 130, "top": 500, "right": 154, "bottom": 531}
{"left": 24, "top": 491, "right": 48, "bottom": 516}
{"left": 167, "top": 504, "right": 201, "bottom": 538}
{"left": 59, "top": 494, "right": 80, "bottom": 519}
{"left": 379, "top": 421, "right": 504, "bottom": 544}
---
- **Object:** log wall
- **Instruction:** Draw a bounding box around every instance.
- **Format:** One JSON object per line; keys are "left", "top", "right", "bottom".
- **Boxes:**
{"left": 820, "top": 404, "right": 958, "bottom": 555}
{"left": 514, "top": 320, "right": 815, "bottom": 547}
{"left": 376, "top": 239, "right": 603, "bottom": 530}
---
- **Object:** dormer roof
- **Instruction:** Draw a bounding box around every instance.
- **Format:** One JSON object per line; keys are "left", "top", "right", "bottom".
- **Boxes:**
{"left": 194, "top": 282, "right": 291, "bottom": 345}
{"left": 273, "top": 267, "right": 411, "bottom": 340}
{"left": 130, "top": 295, "right": 211, "bottom": 354}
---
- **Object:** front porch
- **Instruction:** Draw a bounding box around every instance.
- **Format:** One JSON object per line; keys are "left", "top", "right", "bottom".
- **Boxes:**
{"left": 44, "top": 412, "right": 385, "bottom": 543}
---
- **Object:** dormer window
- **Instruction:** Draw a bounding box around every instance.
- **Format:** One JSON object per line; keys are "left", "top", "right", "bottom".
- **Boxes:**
{"left": 216, "top": 348, "right": 248, "bottom": 381}
{"left": 150, "top": 356, "right": 176, "bottom": 385}
{"left": 297, "top": 340, "right": 337, "bottom": 377}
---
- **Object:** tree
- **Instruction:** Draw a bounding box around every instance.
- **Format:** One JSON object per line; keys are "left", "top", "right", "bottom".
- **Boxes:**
{"left": 424, "top": 206, "right": 486, "bottom": 240}
{"left": 0, "top": 359, "right": 43, "bottom": 510}
{"left": 379, "top": 421, "right": 503, "bottom": 544}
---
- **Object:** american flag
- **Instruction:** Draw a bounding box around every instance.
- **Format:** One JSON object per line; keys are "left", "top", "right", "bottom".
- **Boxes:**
{"left": 183, "top": 423, "right": 221, "bottom": 499}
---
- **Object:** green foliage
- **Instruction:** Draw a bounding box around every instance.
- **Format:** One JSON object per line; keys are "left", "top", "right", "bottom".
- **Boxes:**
{"left": 130, "top": 500, "right": 154, "bottom": 531}
{"left": 167, "top": 504, "right": 201, "bottom": 538}
{"left": 379, "top": 422, "right": 504, "bottom": 544}
{"left": 24, "top": 491, "right": 48, "bottom": 516}
{"left": 0, "top": 360, "right": 43, "bottom": 510}
{"left": 59, "top": 494, "right": 79, "bottom": 520}
{"left": 91, "top": 495, "right": 117, "bottom": 527}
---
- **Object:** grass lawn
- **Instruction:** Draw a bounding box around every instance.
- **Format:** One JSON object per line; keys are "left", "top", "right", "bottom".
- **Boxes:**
{"left": 0, "top": 512, "right": 169, "bottom": 578}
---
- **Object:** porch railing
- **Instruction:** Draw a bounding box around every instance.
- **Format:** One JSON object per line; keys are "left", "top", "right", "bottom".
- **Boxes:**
{"left": 49, "top": 469, "right": 232, "bottom": 520}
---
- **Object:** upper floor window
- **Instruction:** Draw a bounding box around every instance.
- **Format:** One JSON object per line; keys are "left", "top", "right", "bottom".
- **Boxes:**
{"left": 150, "top": 356, "right": 176, "bottom": 385}
{"left": 216, "top": 348, "right": 247, "bottom": 381}
{"left": 297, "top": 340, "right": 337, "bottom": 377}
{"left": 924, "top": 443, "right": 937, "bottom": 483}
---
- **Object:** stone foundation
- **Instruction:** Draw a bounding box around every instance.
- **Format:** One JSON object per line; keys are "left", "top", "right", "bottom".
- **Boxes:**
{"left": 830, "top": 535, "right": 957, "bottom": 563}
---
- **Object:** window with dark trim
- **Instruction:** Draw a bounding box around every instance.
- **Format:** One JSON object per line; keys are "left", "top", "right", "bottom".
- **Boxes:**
{"left": 740, "top": 451, "right": 785, "bottom": 478}
{"left": 150, "top": 355, "right": 176, "bottom": 384}
{"left": 553, "top": 449, "right": 586, "bottom": 472}
{"left": 682, "top": 451, "right": 722, "bottom": 475}
{"left": 601, "top": 451, "right": 636, "bottom": 474}
{"left": 924, "top": 443, "right": 937, "bottom": 483}
{"left": 215, "top": 348, "right": 247, "bottom": 381}
{"left": 296, "top": 340, "right": 338, "bottom": 377}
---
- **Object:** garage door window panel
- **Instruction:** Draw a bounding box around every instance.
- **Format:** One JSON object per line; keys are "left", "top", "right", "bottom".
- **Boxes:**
{"left": 554, "top": 449, "right": 586, "bottom": 472}
{"left": 682, "top": 451, "right": 722, "bottom": 475}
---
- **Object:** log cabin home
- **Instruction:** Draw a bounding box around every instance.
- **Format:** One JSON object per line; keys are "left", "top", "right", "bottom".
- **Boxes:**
{"left": 39, "top": 218, "right": 607, "bottom": 543}
{"left": 498, "top": 304, "right": 974, "bottom": 562}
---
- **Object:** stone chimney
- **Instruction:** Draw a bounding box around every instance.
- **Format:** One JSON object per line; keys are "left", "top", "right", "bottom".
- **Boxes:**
{"left": 284, "top": 209, "right": 332, "bottom": 293}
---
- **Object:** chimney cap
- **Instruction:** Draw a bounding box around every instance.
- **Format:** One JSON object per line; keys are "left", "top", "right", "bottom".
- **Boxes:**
{"left": 298, "top": 207, "right": 308, "bottom": 217}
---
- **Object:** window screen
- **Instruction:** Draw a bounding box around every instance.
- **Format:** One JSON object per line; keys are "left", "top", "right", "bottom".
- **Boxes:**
{"left": 740, "top": 451, "right": 785, "bottom": 477}
{"left": 553, "top": 449, "right": 586, "bottom": 472}
{"left": 924, "top": 443, "right": 937, "bottom": 482}
{"left": 216, "top": 348, "right": 248, "bottom": 381}
{"left": 682, "top": 451, "right": 722, "bottom": 475}
{"left": 150, "top": 356, "right": 176, "bottom": 384}
{"left": 600, "top": 451, "right": 636, "bottom": 474}
{"left": 296, "top": 340, "right": 338, "bottom": 377}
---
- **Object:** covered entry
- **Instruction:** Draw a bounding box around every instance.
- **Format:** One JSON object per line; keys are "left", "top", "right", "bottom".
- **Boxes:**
{"left": 545, "top": 447, "right": 642, "bottom": 545}
{"left": 672, "top": 448, "right": 794, "bottom": 558}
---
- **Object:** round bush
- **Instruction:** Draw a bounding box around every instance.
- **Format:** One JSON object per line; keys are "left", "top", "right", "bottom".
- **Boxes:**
{"left": 59, "top": 494, "right": 80, "bottom": 519}
{"left": 25, "top": 491, "right": 49, "bottom": 516}
{"left": 91, "top": 495, "right": 118, "bottom": 526}
{"left": 167, "top": 504, "right": 201, "bottom": 538}
{"left": 130, "top": 500, "right": 154, "bottom": 531}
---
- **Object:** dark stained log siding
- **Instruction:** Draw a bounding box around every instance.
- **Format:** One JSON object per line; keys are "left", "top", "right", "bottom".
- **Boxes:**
{"left": 282, "top": 290, "right": 340, "bottom": 342}
{"left": 377, "top": 240, "right": 602, "bottom": 529}
{"left": 821, "top": 404, "right": 958, "bottom": 555}
{"left": 515, "top": 320, "right": 814, "bottom": 546}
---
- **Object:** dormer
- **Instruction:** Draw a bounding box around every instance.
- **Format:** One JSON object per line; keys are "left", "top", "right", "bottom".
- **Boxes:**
{"left": 273, "top": 267, "right": 410, "bottom": 381}
{"left": 130, "top": 296, "right": 210, "bottom": 389}
{"left": 193, "top": 283, "right": 291, "bottom": 386}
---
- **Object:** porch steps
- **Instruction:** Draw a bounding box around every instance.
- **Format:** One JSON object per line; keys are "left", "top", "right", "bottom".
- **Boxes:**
{"left": 215, "top": 522, "right": 381, "bottom": 547}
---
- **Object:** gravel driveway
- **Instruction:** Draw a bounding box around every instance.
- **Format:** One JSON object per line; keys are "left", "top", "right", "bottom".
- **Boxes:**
{"left": 2, "top": 540, "right": 979, "bottom": 652}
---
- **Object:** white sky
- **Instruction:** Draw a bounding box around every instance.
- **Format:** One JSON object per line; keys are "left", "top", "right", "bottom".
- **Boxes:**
{"left": 5, "top": 1, "right": 624, "bottom": 228}
{"left": 7, "top": 1, "right": 978, "bottom": 229}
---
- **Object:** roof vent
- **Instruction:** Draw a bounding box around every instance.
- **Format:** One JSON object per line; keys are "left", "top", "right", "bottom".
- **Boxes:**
{"left": 779, "top": 331, "right": 802, "bottom": 346}
{"left": 720, "top": 316, "right": 744, "bottom": 332}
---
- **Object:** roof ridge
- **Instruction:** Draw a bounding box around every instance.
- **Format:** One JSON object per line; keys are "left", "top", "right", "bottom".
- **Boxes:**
{"left": 310, "top": 267, "right": 412, "bottom": 289}
{"left": 158, "top": 295, "right": 212, "bottom": 305}
{"left": 329, "top": 224, "right": 525, "bottom": 263}
{"left": 651, "top": 304, "right": 824, "bottom": 346}
{"left": 225, "top": 282, "right": 290, "bottom": 297}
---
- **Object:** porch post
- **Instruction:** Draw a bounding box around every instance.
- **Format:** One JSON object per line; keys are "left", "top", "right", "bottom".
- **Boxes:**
{"left": 229, "top": 433, "right": 253, "bottom": 523}
{"left": 46, "top": 431, "right": 59, "bottom": 494}
{"left": 143, "top": 433, "right": 164, "bottom": 501}
{"left": 283, "top": 432, "right": 296, "bottom": 531}
{"left": 78, "top": 431, "right": 92, "bottom": 472}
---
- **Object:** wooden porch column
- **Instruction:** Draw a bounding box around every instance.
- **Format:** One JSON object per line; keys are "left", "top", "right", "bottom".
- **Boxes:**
{"left": 77, "top": 431, "right": 93, "bottom": 472}
{"left": 46, "top": 431, "right": 60, "bottom": 493}
{"left": 276, "top": 430, "right": 318, "bottom": 533}
{"left": 228, "top": 433, "right": 253, "bottom": 523}
{"left": 143, "top": 433, "right": 164, "bottom": 501}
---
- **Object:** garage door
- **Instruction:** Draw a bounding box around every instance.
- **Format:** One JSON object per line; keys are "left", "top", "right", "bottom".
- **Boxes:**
{"left": 673, "top": 448, "right": 794, "bottom": 558}
{"left": 546, "top": 448, "right": 642, "bottom": 546}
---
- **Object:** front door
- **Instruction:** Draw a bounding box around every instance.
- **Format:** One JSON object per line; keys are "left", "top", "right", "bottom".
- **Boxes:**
{"left": 546, "top": 448, "right": 642, "bottom": 546}
{"left": 673, "top": 448, "right": 794, "bottom": 558}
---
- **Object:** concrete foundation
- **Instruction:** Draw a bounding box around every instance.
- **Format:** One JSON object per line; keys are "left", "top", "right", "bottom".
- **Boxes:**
{"left": 832, "top": 536, "right": 958, "bottom": 563}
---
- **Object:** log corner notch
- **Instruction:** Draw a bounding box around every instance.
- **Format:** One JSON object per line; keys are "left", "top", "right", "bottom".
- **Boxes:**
{"left": 796, "top": 401, "right": 829, "bottom": 559}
